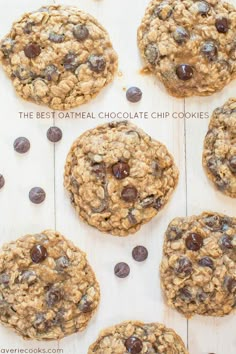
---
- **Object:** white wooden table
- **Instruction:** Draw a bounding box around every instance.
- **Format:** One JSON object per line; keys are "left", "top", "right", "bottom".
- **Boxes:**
{"left": 0, "top": 0, "right": 235, "bottom": 353}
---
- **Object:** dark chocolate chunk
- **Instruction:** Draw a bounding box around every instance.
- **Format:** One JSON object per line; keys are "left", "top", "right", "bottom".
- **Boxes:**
{"left": 63, "top": 52, "right": 78, "bottom": 71}
{"left": 30, "top": 245, "right": 48, "bottom": 263}
{"left": 125, "top": 336, "right": 143, "bottom": 354}
{"left": 154, "top": 2, "right": 172, "bottom": 20}
{"left": 196, "top": 1, "right": 210, "bottom": 15}
{"left": 0, "top": 273, "right": 10, "bottom": 286}
{"left": 219, "top": 235, "right": 233, "bottom": 250}
{"left": 121, "top": 185, "right": 138, "bottom": 202}
{"left": 215, "top": 17, "right": 229, "bottom": 33}
{"left": 176, "top": 64, "right": 194, "bottom": 80}
{"left": 24, "top": 43, "right": 41, "bottom": 59}
{"left": 112, "top": 161, "right": 130, "bottom": 180}
{"left": 185, "top": 233, "right": 203, "bottom": 251}
{"left": 19, "top": 270, "right": 37, "bottom": 285}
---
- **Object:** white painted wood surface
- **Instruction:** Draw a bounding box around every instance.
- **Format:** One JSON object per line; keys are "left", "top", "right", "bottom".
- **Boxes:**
{"left": 0, "top": 0, "right": 235, "bottom": 353}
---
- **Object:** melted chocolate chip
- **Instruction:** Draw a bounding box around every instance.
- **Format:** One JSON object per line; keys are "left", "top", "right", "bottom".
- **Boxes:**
{"left": 78, "top": 295, "right": 93, "bottom": 313}
{"left": 132, "top": 246, "right": 148, "bottom": 262}
{"left": 88, "top": 55, "right": 106, "bottom": 73}
{"left": 0, "top": 273, "right": 9, "bottom": 286}
{"left": 153, "top": 196, "right": 163, "bottom": 210}
{"left": 125, "top": 336, "right": 143, "bottom": 354}
{"left": 215, "top": 17, "right": 229, "bottom": 33}
{"left": 145, "top": 43, "right": 159, "bottom": 65}
{"left": 63, "top": 53, "right": 78, "bottom": 71}
{"left": 196, "top": 291, "right": 208, "bottom": 303}
{"left": 179, "top": 287, "right": 192, "bottom": 302}
{"left": 112, "top": 161, "right": 130, "bottom": 179}
{"left": 1, "top": 38, "right": 15, "bottom": 57}
{"left": 47, "top": 127, "right": 62, "bottom": 142}
{"left": 152, "top": 161, "right": 163, "bottom": 178}
{"left": 14, "top": 65, "right": 32, "bottom": 81}
{"left": 126, "top": 87, "right": 142, "bottom": 103}
{"left": 14, "top": 137, "right": 30, "bottom": 153}
{"left": 154, "top": 2, "right": 173, "bottom": 20}
{"left": 196, "top": 1, "right": 210, "bottom": 15}
{"left": 30, "top": 245, "right": 48, "bottom": 263}
{"left": 0, "top": 175, "right": 5, "bottom": 189}
{"left": 34, "top": 313, "right": 47, "bottom": 330}
{"left": 140, "top": 195, "right": 155, "bottom": 208}
{"left": 121, "top": 185, "right": 138, "bottom": 202}
{"left": 219, "top": 235, "right": 233, "bottom": 250}
{"left": 175, "top": 257, "right": 192, "bottom": 277}
{"left": 128, "top": 210, "right": 137, "bottom": 225}
{"left": 92, "top": 163, "right": 106, "bottom": 180}
{"left": 44, "top": 65, "right": 60, "bottom": 81}
{"left": 114, "top": 262, "right": 130, "bottom": 278}
{"left": 176, "top": 64, "right": 194, "bottom": 80}
{"left": 229, "top": 156, "right": 236, "bottom": 173}
{"left": 167, "top": 226, "right": 183, "bottom": 241}
{"left": 29, "top": 187, "right": 46, "bottom": 204}
{"left": 207, "top": 157, "right": 218, "bottom": 176}
{"left": 24, "top": 22, "right": 34, "bottom": 34}
{"left": 19, "top": 270, "right": 37, "bottom": 285}
{"left": 185, "top": 233, "right": 203, "bottom": 251}
{"left": 24, "top": 43, "right": 41, "bottom": 59}
{"left": 55, "top": 256, "right": 69, "bottom": 271}
{"left": 224, "top": 276, "right": 236, "bottom": 293}
{"left": 203, "top": 214, "right": 230, "bottom": 231}
{"left": 173, "top": 27, "right": 189, "bottom": 44}
{"left": 198, "top": 257, "right": 214, "bottom": 269}
{"left": 73, "top": 25, "right": 89, "bottom": 41}
{"left": 46, "top": 287, "right": 63, "bottom": 307}
{"left": 49, "top": 32, "right": 65, "bottom": 43}
{"left": 201, "top": 41, "right": 218, "bottom": 60}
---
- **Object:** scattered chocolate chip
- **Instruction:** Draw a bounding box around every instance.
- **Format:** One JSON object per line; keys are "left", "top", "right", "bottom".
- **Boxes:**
{"left": 219, "top": 235, "right": 233, "bottom": 250}
{"left": 132, "top": 246, "right": 148, "bottom": 262}
{"left": 30, "top": 245, "right": 48, "bottom": 263}
{"left": 47, "top": 126, "right": 62, "bottom": 143}
{"left": 46, "top": 287, "right": 63, "bottom": 307}
{"left": 112, "top": 161, "right": 130, "bottom": 180}
{"left": 196, "top": 1, "right": 210, "bottom": 15}
{"left": 121, "top": 185, "right": 138, "bottom": 202}
{"left": 154, "top": 2, "right": 172, "bottom": 20}
{"left": 0, "top": 38, "right": 15, "bottom": 57}
{"left": 185, "top": 233, "right": 203, "bottom": 251}
{"left": 78, "top": 295, "right": 93, "bottom": 313}
{"left": 88, "top": 55, "right": 106, "bottom": 73}
{"left": 63, "top": 52, "right": 78, "bottom": 71}
{"left": 145, "top": 43, "right": 159, "bottom": 65}
{"left": 167, "top": 226, "right": 183, "bottom": 241}
{"left": 0, "top": 273, "right": 9, "bottom": 286}
{"left": 73, "top": 25, "right": 89, "bottom": 41}
{"left": 201, "top": 41, "right": 218, "bottom": 60}
{"left": 19, "top": 270, "right": 37, "bottom": 285}
{"left": 29, "top": 187, "right": 46, "bottom": 204}
{"left": 176, "top": 64, "right": 194, "bottom": 80}
{"left": 140, "top": 195, "right": 155, "bottom": 208}
{"left": 229, "top": 156, "right": 236, "bottom": 173}
{"left": 126, "top": 87, "right": 142, "bottom": 103}
{"left": 14, "top": 137, "right": 30, "bottom": 154}
{"left": 198, "top": 257, "right": 214, "bottom": 269}
{"left": 175, "top": 257, "right": 192, "bottom": 277}
{"left": 49, "top": 32, "right": 65, "bottom": 43}
{"left": 24, "top": 43, "right": 41, "bottom": 59}
{"left": 24, "top": 22, "right": 34, "bottom": 34}
{"left": 125, "top": 336, "right": 143, "bottom": 354}
{"left": 0, "top": 175, "right": 5, "bottom": 189}
{"left": 55, "top": 256, "right": 69, "bottom": 271}
{"left": 215, "top": 17, "right": 229, "bottom": 33}
{"left": 44, "top": 65, "right": 60, "bottom": 81}
{"left": 114, "top": 262, "right": 130, "bottom": 278}
{"left": 173, "top": 27, "right": 189, "bottom": 44}
{"left": 179, "top": 286, "right": 192, "bottom": 302}
{"left": 224, "top": 276, "right": 236, "bottom": 293}
{"left": 92, "top": 163, "right": 106, "bottom": 180}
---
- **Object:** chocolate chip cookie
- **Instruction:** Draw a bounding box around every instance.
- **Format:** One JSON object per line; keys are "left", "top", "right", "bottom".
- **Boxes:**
{"left": 0, "top": 230, "right": 100, "bottom": 340}
{"left": 203, "top": 98, "right": 236, "bottom": 198}
{"left": 64, "top": 121, "right": 179, "bottom": 236}
{"left": 160, "top": 211, "right": 236, "bottom": 317}
{"left": 0, "top": 5, "right": 118, "bottom": 110}
{"left": 137, "top": 0, "right": 236, "bottom": 97}
{"left": 88, "top": 321, "right": 189, "bottom": 353}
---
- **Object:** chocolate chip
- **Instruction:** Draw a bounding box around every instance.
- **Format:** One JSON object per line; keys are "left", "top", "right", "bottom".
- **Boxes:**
{"left": 176, "top": 64, "right": 194, "bottom": 80}
{"left": 49, "top": 32, "right": 65, "bottom": 43}
{"left": 179, "top": 286, "right": 192, "bottom": 302}
{"left": 201, "top": 41, "right": 218, "bottom": 60}
{"left": 0, "top": 273, "right": 9, "bottom": 286}
{"left": 229, "top": 156, "right": 236, "bottom": 173}
{"left": 1, "top": 38, "right": 15, "bottom": 57}
{"left": 154, "top": 2, "right": 172, "bottom": 20}
{"left": 128, "top": 210, "right": 137, "bottom": 225}
{"left": 153, "top": 196, "right": 163, "bottom": 210}
{"left": 46, "top": 287, "right": 63, "bottom": 307}
{"left": 24, "top": 22, "right": 34, "bottom": 34}
{"left": 55, "top": 256, "right": 69, "bottom": 271}
{"left": 0, "top": 175, "right": 5, "bottom": 189}
{"left": 196, "top": 291, "right": 208, "bottom": 303}
{"left": 92, "top": 163, "right": 106, "bottom": 180}
{"left": 29, "top": 187, "right": 46, "bottom": 204}
{"left": 19, "top": 270, "right": 37, "bottom": 285}
{"left": 207, "top": 157, "right": 218, "bottom": 176}
{"left": 145, "top": 44, "right": 159, "bottom": 65}
{"left": 78, "top": 295, "right": 93, "bottom": 313}
{"left": 14, "top": 137, "right": 30, "bottom": 153}
{"left": 112, "top": 161, "right": 130, "bottom": 179}
{"left": 14, "top": 65, "right": 32, "bottom": 81}
{"left": 73, "top": 25, "right": 89, "bottom": 41}
{"left": 215, "top": 17, "right": 229, "bottom": 33}
{"left": 88, "top": 55, "right": 106, "bottom": 73}
{"left": 175, "top": 257, "right": 192, "bottom": 277}
{"left": 203, "top": 214, "right": 230, "bottom": 231}
{"left": 126, "top": 87, "right": 142, "bottom": 103}
{"left": 44, "top": 65, "right": 60, "bottom": 81}
{"left": 30, "top": 245, "right": 48, "bottom": 263}
{"left": 140, "top": 195, "right": 155, "bottom": 208}
{"left": 132, "top": 246, "right": 148, "bottom": 262}
{"left": 114, "top": 262, "right": 130, "bottom": 278}
{"left": 219, "top": 235, "right": 233, "bottom": 250}
{"left": 91, "top": 198, "right": 108, "bottom": 213}
{"left": 47, "top": 126, "right": 62, "bottom": 143}
{"left": 196, "top": 1, "right": 210, "bottom": 15}
{"left": 167, "top": 226, "right": 183, "bottom": 241}
{"left": 24, "top": 43, "right": 41, "bottom": 59}
{"left": 173, "top": 27, "right": 189, "bottom": 44}
{"left": 121, "top": 185, "right": 138, "bottom": 202}
{"left": 185, "top": 233, "right": 203, "bottom": 251}
{"left": 34, "top": 313, "right": 47, "bottom": 330}
{"left": 198, "top": 257, "right": 214, "bottom": 269}
{"left": 224, "top": 276, "right": 236, "bottom": 293}
{"left": 63, "top": 52, "right": 78, "bottom": 71}
{"left": 125, "top": 336, "right": 143, "bottom": 354}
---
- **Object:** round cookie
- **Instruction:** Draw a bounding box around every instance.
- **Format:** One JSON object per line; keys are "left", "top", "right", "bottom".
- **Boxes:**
{"left": 203, "top": 98, "right": 236, "bottom": 198}
{"left": 137, "top": 0, "right": 236, "bottom": 97}
{"left": 0, "top": 5, "right": 118, "bottom": 110}
{"left": 88, "top": 321, "right": 189, "bottom": 353}
{"left": 160, "top": 211, "right": 236, "bottom": 317}
{"left": 64, "top": 121, "right": 179, "bottom": 236}
{"left": 0, "top": 230, "right": 100, "bottom": 340}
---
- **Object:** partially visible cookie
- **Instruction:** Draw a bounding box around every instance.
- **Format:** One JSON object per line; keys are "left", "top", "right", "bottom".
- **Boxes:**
{"left": 203, "top": 98, "right": 236, "bottom": 198}
{"left": 88, "top": 321, "right": 189, "bottom": 353}
{"left": 138, "top": 0, "right": 236, "bottom": 97}
{"left": 64, "top": 121, "right": 179, "bottom": 236}
{"left": 160, "top": 211, "right": 236, "bottom": 318}
{"left": 0, "top": 230, "right": 100, "bottom": 340}
{"left": 0, "top": 5, "right": 118, "bottom": 110}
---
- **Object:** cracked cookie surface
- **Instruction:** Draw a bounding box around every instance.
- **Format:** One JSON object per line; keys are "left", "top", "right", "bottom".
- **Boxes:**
{"left": 0, "top": 230, "right": 100, "bottom": 340}
{"left": 64, "top": 121, "right": 179, "bottom": 236}
{"left": 160, "top": 211, "right": 236, "bottom": 317}
{"left": 88, "top": 320, "right": 189, "bottom": 353}
{"left": 137, "top": 0, "right": 236, "bottom": 97}
{"left": 203, "top": 98, "right": 236, "bottom": 198}
{"left": 0, "top": 5, "right": 118, "bottom": 110}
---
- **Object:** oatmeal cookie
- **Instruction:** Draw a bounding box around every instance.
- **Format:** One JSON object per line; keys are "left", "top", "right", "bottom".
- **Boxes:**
{"left": 64, "top": 121, "right": 179, "bottom": 236}
{"left": 88, "top": 320, "right": 188, "bottom": 353}
{"left": 137, "top": 0, "right": 236, "bottom": 97}
{"left": 0, "top": 5, "right": 118, "bottom": 110}
{"left": 203, "top": 98, "right": 236, "bottom": 198}
{"left": 0, "top": 230, "right": 100, "bottom": 340}
{"left": 160, "top": 211, "right": 236, "bottom": 317}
